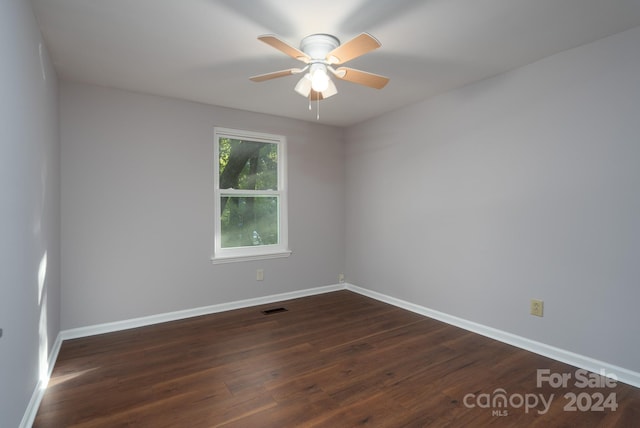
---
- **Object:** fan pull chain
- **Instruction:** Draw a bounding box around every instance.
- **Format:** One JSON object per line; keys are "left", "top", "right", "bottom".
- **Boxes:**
{"left": 307, "top": 94, "right": 320, "bottom": 121}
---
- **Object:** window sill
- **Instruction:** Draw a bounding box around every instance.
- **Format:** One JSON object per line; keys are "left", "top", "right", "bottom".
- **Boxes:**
{"left": 210, "top": 250, "right": 292, "bottom": 264}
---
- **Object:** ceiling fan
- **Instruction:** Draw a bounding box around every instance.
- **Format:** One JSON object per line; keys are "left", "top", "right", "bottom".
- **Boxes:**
{"left": 250, "top": 33, "right": 389, "bottom": 101}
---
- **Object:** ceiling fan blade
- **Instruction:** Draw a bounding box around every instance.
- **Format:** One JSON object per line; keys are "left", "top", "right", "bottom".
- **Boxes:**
{"left": 326, "top": 33, "right": 381, "bottom": 65}
{"left": 334, "top": 67, "right": 389, "bottom": 89}
{"left": 250, "top": 68, "right": 305, "bottom": 82}
{"left": 258, "top": 35, "right": 310, "bottom": 63}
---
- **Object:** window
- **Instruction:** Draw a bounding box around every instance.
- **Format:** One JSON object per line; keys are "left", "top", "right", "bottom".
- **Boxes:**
{"left": 212, "top": 127, "right": 290, "bottom": 262}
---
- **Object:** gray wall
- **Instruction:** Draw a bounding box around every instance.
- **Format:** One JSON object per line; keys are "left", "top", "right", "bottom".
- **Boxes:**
{"left": 0, "top": 0, "right": 60, "bottom": 426}
{"left": 345, "top": 26, "right": 640, "bottom": 373}
{"left": 60, "top": 82, "right": 345, "bottom": 329}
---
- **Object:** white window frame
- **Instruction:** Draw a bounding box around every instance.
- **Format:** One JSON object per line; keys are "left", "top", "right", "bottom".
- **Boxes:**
{"left": 212, "top": 127, "right": 291, "bottom": 263}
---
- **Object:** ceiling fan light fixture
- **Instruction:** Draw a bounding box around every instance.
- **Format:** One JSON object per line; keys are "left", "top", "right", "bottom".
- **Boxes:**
{"left": 294, "top": 74, "right": 312, "bottom": 97}
{"left": 309, "top": 64, "right": 330, "bottom": 92}
{"left": 295, "top": 71, "right": 337, "bottom": 100}
{"left": 321, "top": 79, "right": 338, "bottom": 99}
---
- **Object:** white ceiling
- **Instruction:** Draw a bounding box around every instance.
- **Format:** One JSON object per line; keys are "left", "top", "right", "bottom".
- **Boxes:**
{"left": 32, "top": 0, "right": 640, "bottom": 127}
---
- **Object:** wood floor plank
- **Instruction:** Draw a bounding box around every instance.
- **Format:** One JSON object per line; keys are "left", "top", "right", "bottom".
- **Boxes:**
{"left": 34, "top": 290, "right": 640, "bottom": 427}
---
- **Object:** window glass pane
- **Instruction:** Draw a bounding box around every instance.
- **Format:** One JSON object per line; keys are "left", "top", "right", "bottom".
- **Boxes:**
{"left": 220, "top": 196, "right": 279, "bottom": 248}
{"left": 219, "top": 138, "right": 278, "bottom": 190}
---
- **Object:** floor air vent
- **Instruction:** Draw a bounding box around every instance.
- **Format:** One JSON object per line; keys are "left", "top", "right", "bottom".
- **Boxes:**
{"left": 262, "top": 307, "right": 288, "bottom": 315}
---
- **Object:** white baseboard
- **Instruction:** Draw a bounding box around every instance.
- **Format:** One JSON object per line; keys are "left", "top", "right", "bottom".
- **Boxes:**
{"left": 21, "top": 284, "right": 343, "bottom": 426}
{"left": 61, "top": 284, "right": 344, "bottom": 341}
{"left": 24, "top": 282, "right": 639, "bottom": 426}
{"left": 20, "top": 332, "right": 63, "bottom": 428}
{"left": 345, "top": 283, "right": 640, "bottom": 389}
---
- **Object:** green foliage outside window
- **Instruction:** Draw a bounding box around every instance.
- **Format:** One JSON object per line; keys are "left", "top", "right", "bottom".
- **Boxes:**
{"left": 219, "top": 138, "right": 279, "bottom": 248}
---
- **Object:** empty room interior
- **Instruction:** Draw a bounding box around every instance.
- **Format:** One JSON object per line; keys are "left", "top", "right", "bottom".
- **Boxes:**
{"left": 3, "top": 0, "right": 640, "bottom": 426}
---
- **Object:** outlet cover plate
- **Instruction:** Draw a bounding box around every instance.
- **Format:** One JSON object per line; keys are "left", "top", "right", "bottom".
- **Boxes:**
{"left": 530, "top": 299, "right": 544, "bottom": 317}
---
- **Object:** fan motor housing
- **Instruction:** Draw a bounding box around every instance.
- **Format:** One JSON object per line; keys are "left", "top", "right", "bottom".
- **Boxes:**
{"left": 300, "top": 34, "right": 340, "bottom": 60}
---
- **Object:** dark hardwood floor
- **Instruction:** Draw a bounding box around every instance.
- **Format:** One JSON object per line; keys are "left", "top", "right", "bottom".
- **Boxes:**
{"left": 34, "top": 291, "right": 640, "bottom": 427}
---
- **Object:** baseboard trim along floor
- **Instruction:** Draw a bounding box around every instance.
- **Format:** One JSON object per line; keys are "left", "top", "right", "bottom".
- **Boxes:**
{"left": 345, "top": 284, "right": 640, "bottom": 390}
{"left": 22, "top": 282, "right": 639, "bottom": 427}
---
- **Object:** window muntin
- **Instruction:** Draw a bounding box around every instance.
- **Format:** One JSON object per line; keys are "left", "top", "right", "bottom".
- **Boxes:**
{"left": 213, "top": 128, "right": 290, "bottom": 262}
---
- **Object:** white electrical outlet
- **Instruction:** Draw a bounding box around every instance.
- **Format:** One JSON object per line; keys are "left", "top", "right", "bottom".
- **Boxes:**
{"left": 256, "top": 269, "right": 264, "bottom": 281}
{"left": 338, "top": 273, "right": 345, "bottom": 283}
